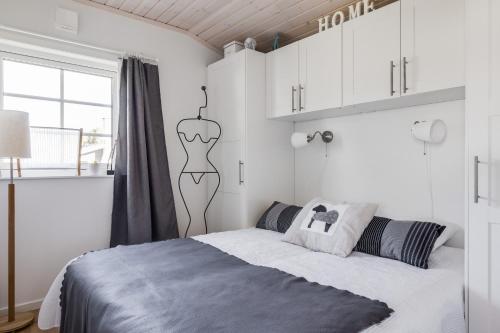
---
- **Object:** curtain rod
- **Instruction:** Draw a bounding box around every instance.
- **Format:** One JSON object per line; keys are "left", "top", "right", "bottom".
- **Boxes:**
{"left": 0, "top": 24, "right": 159, "bottom": 63}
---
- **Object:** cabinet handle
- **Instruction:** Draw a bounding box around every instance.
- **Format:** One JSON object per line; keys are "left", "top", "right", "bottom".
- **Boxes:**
{"left": 390, "top": 60, "right": 396, "bottom": 96}
{"left": 474, "top": 156, "right": 488, "bottom": 203}
{"left": 403, "top": 57, "right": 409, "bottom": 94}
{"left": 239, "top": 160, "right": 244, "bottom": 185}
{"left": 299, "top": 84, "right": 305, "bottom": 111}
{"left": 291, "top": 86, "right": 297, "bottom": 112}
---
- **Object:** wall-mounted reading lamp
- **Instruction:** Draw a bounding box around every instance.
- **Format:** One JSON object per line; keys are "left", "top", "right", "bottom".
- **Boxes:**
{"left": 291, "top": 130, "right": 334, "bottom": 157}
{"left": 411, "top": 119, "right": 446, "bottom": 155}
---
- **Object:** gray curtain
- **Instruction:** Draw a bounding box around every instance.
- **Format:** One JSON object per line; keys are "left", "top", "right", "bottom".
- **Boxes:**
{"left": 111, "top": 58, "right": 179, "bottom": 247}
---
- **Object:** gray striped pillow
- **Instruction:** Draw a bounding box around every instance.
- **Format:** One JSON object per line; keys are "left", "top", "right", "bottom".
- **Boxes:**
{"left": 354, "top": 217, "right": 445, "bottom": 269}
{"left": 256, "top": 202, "right": 302, "bottom": 233}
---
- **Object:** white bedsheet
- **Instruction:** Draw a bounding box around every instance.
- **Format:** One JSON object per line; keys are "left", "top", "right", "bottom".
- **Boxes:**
{"left": 39, "top": 228, "right": 465, "bottom": 333}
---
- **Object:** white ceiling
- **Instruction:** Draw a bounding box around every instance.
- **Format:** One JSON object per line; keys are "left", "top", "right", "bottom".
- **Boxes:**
{"left": 76, "top": 0, "right": 395, "bottom": 53}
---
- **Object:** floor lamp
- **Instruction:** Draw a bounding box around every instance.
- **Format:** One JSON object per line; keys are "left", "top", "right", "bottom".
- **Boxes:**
{"left": 0, "top": 110, "right": 33, "bottom": 332}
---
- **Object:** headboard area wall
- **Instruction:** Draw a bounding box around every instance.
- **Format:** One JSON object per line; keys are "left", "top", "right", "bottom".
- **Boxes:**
{"left": 293, "top": 100, "right": 465, "bottom": 248}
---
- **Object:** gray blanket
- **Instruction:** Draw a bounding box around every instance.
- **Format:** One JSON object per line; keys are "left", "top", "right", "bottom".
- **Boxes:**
{"left": 60, "top": 239, "right": 392, "bottom": 333}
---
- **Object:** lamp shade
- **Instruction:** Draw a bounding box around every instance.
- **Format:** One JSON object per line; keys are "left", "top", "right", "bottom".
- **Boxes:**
{"left": 291, "top": 132, "right": 309, "bottom": 149}
{"left": 411, "top": 119, "right": 447, "bottom": 144}
{"left": 0, "top": 110, "right": 31, "bottom": 158}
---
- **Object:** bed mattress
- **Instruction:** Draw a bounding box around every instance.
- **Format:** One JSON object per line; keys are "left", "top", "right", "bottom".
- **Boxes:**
{"left": 39, "top": 228, "right": 465, "bottom": 333}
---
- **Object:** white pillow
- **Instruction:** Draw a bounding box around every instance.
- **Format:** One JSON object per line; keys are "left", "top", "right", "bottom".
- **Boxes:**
{"left": 282, "top": 198, "right": 377, "bottom": 257}
{"left": 433, "top": 222, "right": 459, "bottom": 251}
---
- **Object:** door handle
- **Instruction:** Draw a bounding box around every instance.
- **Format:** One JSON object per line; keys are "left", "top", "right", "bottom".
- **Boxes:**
{"left": 299, "top": 84, "right": 305, "bottom": 111}
{"left": 239, "top": 160, "right": 244, "bottom": 185}
{"left": 390, "top": 60, "right": 396, "bottom": 96}
{"left": 291, "top": 86, "right": 297, "bottom": 112}
{"left": 403, "top": 57, "right": 409, "bottom": 94}
{"left": 474, "top": 156, "right": 488, "bottom": 203}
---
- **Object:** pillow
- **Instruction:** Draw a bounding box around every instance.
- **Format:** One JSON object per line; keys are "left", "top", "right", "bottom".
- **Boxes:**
{"left": 283, "top": 198, "right": 377, "bottom": 257}
{"left": 256, "top": 201, "right": 302, "bottom": 233}
{"left": 432, "top": 222, "right": 458, "bottom": 251}
{"left": 353, "top": 216, "right": 445, "bottom": 269}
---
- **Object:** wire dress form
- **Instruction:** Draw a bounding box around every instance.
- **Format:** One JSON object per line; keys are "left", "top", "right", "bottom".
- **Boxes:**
{"left": 176, "top": 86, "right": 221, "bottom": 237}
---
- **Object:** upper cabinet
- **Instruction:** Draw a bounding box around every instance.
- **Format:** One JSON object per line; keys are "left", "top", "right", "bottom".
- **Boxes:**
{"left": 299, "top": 27, "right": 343, "bottom": 113}
{"left": 401, "top": 0, "right": 465, "bottom": 95}
{"left": 266, "top": 43, "right": 299, "bottom": 118}
{"left": 266, "top": 0, "right": 465, "bottom": 120}
{"left": 267, "top": 27, "right": 342, "bottom": 118}
{"left": 343, "top": 2, "right": 401, "bottom": 105}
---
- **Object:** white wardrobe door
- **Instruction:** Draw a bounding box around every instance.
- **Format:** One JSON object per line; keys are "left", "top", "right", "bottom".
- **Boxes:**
{"left": 299, "top": 26, "right": 342, "bottom": 113}
{"left": 207, "top": 52, "right": 245, "bottom": 233}
{"left": 401, "top": 0, "right": 465, "bottom": 95}
{"left": 466, "top": 0, "right": 500, "bottom": 331}
{"left": 343, "top": 1, "right": 401, "bottom": 105}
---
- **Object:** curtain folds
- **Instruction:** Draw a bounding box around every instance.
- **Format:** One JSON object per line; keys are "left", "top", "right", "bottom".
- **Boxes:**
{"left": 111, "top": 58, "right": 178, "bottom": 247}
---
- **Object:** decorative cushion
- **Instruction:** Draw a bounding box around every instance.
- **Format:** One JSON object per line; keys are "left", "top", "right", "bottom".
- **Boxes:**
{"left": 354, "top": 216, "right": 446, "bottom": 269}
{"left": 283, "top": 198, "right": 377, "bottom": 257}
{"left": 256, "top": 201, "right": 302, "bottom": 233}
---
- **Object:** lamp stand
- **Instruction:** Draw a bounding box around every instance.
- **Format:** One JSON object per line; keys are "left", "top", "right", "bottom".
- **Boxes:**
{"left": 0, "top": 159, "right": 34, "bottom": 332}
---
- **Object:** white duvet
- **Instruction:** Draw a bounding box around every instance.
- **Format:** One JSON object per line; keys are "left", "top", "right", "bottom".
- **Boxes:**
{"left": 39, "top": 228, "right": 465, "bottom": 333}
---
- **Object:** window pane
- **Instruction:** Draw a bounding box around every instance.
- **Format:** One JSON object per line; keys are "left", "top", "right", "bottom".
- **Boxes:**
{"left": 3, "top": 96, "right": 60, "bottom": 127}
{"left": 64, "top": 103, "right": 111, "bottom": 134}
{"left": 64, "top": 71, "right": 111, "bottom": 105}
{"left": 3, "top": 60, "right": 60, "bottom": 98}
{"left": 81, "top": 136, "right": 112, "bottom": 164}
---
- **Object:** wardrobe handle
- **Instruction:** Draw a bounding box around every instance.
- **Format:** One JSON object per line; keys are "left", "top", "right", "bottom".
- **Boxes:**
{"left": 390, "top": 60, "right": 396, "bottom": 96}
{"left": 239, "top": 160, "right": 244, "bottom": 185}
{"left": 291, "top": 86, "right": 297, "bottom": 112}
{"left": 299, "top": 84, "right": 305, "bottom": 111}
{"left": 474, "top": 156, "right": 490, "bottom": 203}
{"left": 403, "top": 57, "right": 409, "bottom": 94}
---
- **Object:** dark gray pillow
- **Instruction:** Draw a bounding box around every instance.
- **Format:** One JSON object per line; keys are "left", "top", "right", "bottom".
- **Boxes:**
{"left": 256, "top": 201, "right": 302, "bottom": 233}
{"left": 354, "top": 216, "right": 446, "bottom": 269}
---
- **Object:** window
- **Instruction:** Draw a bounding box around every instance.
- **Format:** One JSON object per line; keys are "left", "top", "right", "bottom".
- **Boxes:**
{"left": 0, "top": 52, "right": 117, "bottom": 178}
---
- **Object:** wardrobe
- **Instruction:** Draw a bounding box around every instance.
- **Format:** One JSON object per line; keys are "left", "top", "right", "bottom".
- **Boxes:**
{"left": 466, "top": 0, "right": 500, "bottom": 331}
{"left": 206, "top": 49, "right": 294, "bottom": 232}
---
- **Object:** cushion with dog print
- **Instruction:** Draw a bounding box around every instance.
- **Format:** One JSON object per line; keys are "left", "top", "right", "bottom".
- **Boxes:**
{"left": 283, "top": 198, "right": 377, "bottom": 257}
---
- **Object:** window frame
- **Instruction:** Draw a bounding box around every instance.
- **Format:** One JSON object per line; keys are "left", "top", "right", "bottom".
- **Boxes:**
{"left": 0, "top": 51, "right": 118, "bottom": 175}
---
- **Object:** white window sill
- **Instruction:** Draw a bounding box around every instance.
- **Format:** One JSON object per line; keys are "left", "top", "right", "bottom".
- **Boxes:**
{"left": 0, "top": 174, "right": 114, "bottom": 181}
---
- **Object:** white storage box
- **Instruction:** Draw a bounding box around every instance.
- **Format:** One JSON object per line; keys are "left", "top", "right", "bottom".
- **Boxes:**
{"left": 223, "top": 41, "right": 244, "bottom": 57}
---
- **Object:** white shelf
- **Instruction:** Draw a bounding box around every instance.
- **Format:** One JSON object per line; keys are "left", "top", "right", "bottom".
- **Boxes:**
{"left": 268, "top": 86, "right": 465, "bottom": 122}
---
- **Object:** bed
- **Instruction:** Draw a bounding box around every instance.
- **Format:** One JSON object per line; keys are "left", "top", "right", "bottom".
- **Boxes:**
{"left": 38, "top": 228, "right": 465, "bottom": 333}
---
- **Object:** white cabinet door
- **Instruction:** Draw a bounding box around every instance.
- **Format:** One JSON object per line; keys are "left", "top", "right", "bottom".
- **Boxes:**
{"left": 343, "top": 2, "right": 401, "bottom": 105}
{"left": 401, "top": 0, "right": 464, "bottom": 95}
{"left": 209, "top": 53, "right": 245, "bottom": 142}
{"left": 299, "top": 26, "right": 342, "bottom": 112}
{"left": 266, "top": 43, "right": 299, "bottom": 118}
{"left": 207, "top": 52, "right": 246, "bottom": 232}
{"left": 466, "top": 0, "right": 500, "bottom": 331}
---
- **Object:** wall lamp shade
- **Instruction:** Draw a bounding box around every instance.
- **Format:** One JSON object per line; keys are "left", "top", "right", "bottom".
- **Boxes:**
{"left": 291, "top": 132, "right": 309, "bottom": 148}
{"left": 411, "top": 119, "right": 446, "bottom": 144}
{"left": 0, "top": 110, "right": 31, "bottom": 158}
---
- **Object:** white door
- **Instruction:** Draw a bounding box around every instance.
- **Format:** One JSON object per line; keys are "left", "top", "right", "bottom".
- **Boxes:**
{"left": 466, "top": 0, "right": 500, "bottom": 331}
{"left": 207, "top": 53, "right": 246, "bottom": 232}
{"left": 299, "top": 26, "right": 342, "bottom": 113}
{"left": 266, "top": 42, "right": 299, "bottom": 118}
{"left": 343, "top": 2, "right": 401, "bottom": 105}
{"left": 401, "top": 0, "right": 465, "bottom": 95}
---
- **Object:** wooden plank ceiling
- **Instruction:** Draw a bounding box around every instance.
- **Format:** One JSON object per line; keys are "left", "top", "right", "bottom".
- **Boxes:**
{"left": 77, "top": 0, "right": 394, "bottom": 53}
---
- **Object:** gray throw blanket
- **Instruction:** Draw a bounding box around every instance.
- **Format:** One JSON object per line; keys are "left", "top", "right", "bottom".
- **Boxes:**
{"left": 60, "top": 239, "right": 393, "bottom": 333}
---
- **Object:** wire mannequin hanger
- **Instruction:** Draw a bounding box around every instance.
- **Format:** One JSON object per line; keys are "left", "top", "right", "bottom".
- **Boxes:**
{"left": 176, "top": 86, "right": 221, "bottom": 237}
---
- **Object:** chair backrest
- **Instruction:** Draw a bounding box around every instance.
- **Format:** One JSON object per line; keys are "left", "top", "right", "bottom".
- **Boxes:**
{"left": 17, "top": 126, "right": 83, "bottom": 176}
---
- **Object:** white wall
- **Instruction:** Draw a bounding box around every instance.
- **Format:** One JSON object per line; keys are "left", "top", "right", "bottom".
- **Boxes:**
{"left": 294, "top": 100, "right": 465, "bottom": 248}
{"left": 0, "top": 0, "right": 221, "bottom": 311}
